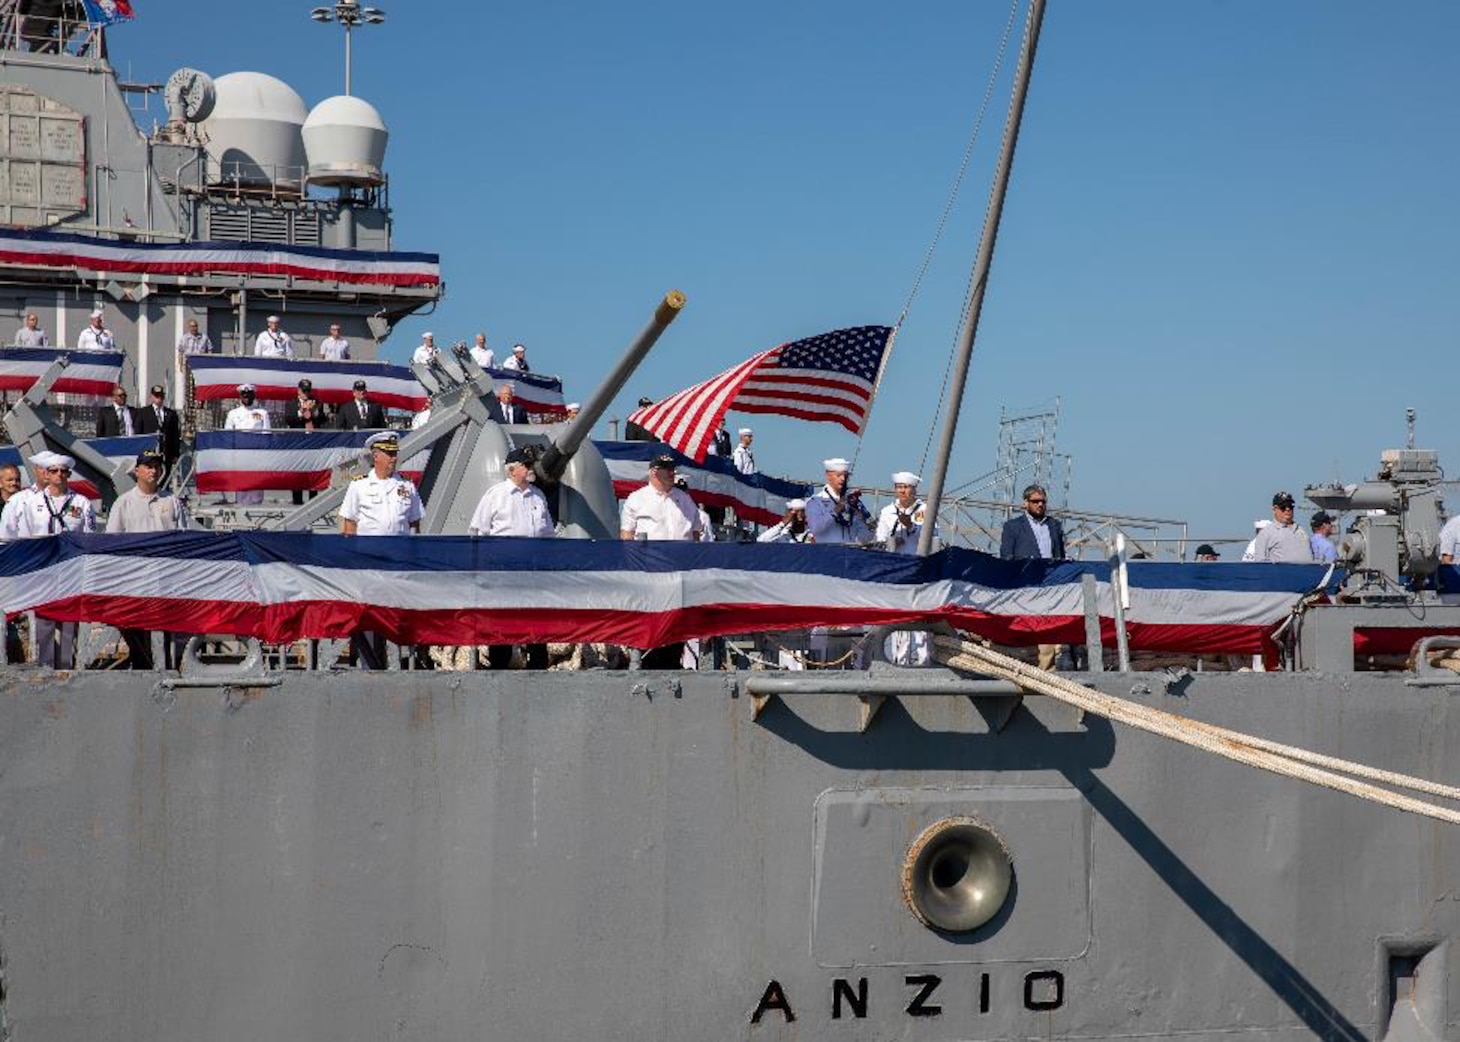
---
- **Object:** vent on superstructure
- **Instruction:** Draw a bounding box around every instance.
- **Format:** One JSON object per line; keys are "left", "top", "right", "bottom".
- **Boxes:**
{"left": 246, "top": 209, "right": 291, "bottom": 244}
{"left": 207, "top": 206, "right": 250, "bottom": 241}
{"left": 291, "top": 210, "right": 321, "bottom": 247}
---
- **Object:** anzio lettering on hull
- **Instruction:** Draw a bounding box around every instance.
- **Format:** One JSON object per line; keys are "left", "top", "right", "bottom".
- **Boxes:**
{"left": 748, "top": 970, "right": 1066, "bottom": 1024}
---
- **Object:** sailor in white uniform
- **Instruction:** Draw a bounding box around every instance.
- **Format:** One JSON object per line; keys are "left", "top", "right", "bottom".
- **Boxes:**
{"left": 875, "top": 471, "right": 937, "bottom": 666}
{"left": 805, "top": 457, "right": 873, "bottom": 545}
{"left": 411, "top": 332, "right": 439, "bottom": 366}
{"left": 757, "top": 498, "right": 814, "bottom": 543}
{"left": 731, "top": 428, "right": 756, "bottom": 476}
{"left": 76, "top": 310, "right": 115, "bottom": 351}
{"left": 253, "top": 315, "right": 295, "bottom": 359}
{"left": 224, "top": 383, "right": 271, "bottom": 505}
{"left": 5, "top": 453, "right": 94, "bottom": 668}
{"left": 0, "top": 450, "right": 52, "bottom": 540}
{"left": 501, "top": 343, "right": 530, "bottom": 372}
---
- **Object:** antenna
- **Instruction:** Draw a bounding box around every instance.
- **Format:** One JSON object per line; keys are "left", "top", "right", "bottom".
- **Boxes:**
{"left": 1407, "top": 407, "right": 1416, "bottom": 450}
{"left": 309, "top": 1, "right": 387, "bottom": 96}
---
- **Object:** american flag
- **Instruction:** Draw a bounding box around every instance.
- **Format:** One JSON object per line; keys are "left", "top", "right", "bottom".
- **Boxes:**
{"left": 627, "top": 325, "right": 895, "bottom": 461}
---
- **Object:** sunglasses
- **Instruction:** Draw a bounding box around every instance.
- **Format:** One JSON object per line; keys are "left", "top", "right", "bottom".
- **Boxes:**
{"left": 46, "top": 467, "right": 71, "bottom": 474}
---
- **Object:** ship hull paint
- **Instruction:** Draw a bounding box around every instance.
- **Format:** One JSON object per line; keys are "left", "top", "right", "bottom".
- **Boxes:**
{"left": 0, "top": 669, "right": 1455, "bottom": 1041}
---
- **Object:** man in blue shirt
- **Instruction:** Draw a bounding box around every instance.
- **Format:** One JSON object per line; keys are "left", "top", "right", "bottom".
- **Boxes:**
{"left": 1309, "top": 511, "right": 1338, "bottom": 563}
{"left": 999, "top": 484, "right": 1066, "bottom": 670}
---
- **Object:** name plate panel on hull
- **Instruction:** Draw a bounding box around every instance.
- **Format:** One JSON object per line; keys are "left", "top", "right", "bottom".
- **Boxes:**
{"left": 813, "top": 786, "right": 1091, "bottom": 967}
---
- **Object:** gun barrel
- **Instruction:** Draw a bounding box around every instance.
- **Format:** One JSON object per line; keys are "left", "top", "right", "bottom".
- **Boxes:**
{"left": 539, "top": 289, "right": 686, "bottom": 481}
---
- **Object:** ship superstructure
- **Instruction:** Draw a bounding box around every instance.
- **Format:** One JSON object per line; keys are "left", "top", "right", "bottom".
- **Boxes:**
{"left": 0, "top": 0, "right": 439, "bottom": 403}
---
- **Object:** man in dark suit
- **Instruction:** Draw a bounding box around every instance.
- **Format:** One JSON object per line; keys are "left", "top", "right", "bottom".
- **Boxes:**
{"left": 96, "top": 384, "right": 138, "bottom": 437}
{"left": 999, "top": 483, "right": 1066, "bottom": 670}
{"left": 285, "top": 379, "right": 326, "bottom": 504}
{"left": 134, "top": 384, "right": 182, "bottom": 482}
{"left": 336, "top": 379, "right": 387, "bottom": 429}
{"left": 495, "top": 383, "right": 528, "bottom": 425}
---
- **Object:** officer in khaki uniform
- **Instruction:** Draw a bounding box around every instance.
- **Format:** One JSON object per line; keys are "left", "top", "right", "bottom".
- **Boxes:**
{"left": 340, "top": 432, "right": 425, "bottom": 668}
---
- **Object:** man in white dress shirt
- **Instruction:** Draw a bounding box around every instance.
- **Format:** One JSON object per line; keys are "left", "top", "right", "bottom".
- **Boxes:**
{"left": 77, "top": 310, "right": 115, "bottom": 351}
{"left": 470, "top": 446, "right": 555, "bottom": 669}
{"left": 13, "top": 312, "right": 48, "bottom": 347}
{"left": 318, "top": 322, "right": 350, "bottom": 360}
{"left": 223, "top": 384, "right": 271, "bottom": 504}
{"left": 253, "top": 315, "right": 294, "bottom": 359}
{"left": 469, "top": 333, "right": 495, "bottom": 369}
{"left": 620, "top": 453, "right": 702, "bottom": 669}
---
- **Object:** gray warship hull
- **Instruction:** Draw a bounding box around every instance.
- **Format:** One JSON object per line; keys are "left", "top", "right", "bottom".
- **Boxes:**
{"left": 2, "top": 667, "right": 1454, "bottom": 1041}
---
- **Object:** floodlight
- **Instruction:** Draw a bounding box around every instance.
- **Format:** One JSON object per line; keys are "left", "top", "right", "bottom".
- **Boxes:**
{"left": 311, "top": 7, "right": 334, "bottom": 21}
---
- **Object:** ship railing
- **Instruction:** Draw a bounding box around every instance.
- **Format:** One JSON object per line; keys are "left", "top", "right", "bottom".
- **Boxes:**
{"left": 0, "top": 7, "right": 104, "bottom": 58}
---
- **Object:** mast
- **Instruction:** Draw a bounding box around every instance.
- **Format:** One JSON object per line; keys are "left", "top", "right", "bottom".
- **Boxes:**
{"left": 918, "top": 0, "right": 1048, "bottom": 555}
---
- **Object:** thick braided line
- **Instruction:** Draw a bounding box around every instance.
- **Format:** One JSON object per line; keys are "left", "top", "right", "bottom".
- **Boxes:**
{"left": 931, "top": 637, "right": 1460, "bottom": 826}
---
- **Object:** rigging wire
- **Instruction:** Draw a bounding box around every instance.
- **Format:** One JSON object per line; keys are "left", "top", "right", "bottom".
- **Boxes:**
{"left": 911, "top": 0, "right": 1024, "bottom": 476}
{"left": 848, "top": 0, "right": 1022, "bottom": 473}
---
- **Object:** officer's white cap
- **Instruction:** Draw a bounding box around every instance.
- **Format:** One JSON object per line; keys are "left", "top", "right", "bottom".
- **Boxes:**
{"left": 237, "top": 382, "right": 255, "bottom": 393}
{"left": 89, "top": 309, "right": 103, "bottom": 319}
{"left": 50, "top": 454, "right": 76, "bottom": 470}
{"left": 738, "top": 428, "right": 753, "bottom": 436}
{"left": 365, "top": 432, "right": 400, "bottom": 451}
{"left": 822, "top": 457, "right": 851, "bottom": 472}
{"left": 787, "top": 498, "right": 807, "bottom": 510}
{"left": 266, "top": 314, "right": 280, "bottom": 322}
{"left": 892, "top": 471, "right": 921, "bottom": 486}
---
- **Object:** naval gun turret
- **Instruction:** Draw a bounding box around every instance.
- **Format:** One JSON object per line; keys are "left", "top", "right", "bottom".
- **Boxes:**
{"left": 1305, "top": 447, "right": 1445, "bottom": 586}
{"left": 274, "top": 290, "right": 686, "bottom": 537}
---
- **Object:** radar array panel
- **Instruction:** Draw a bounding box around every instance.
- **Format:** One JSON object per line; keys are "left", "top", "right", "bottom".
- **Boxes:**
{"left": 0, "top": 86, "right": 86, "bottom": 226}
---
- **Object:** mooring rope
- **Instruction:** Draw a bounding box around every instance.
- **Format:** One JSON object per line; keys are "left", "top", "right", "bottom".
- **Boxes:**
{"left": 931, "top": 635, "right": 1460, "bottom": 824}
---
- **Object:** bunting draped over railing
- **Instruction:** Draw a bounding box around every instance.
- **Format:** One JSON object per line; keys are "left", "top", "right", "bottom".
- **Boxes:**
{"left": 187, "top": 356, "right": 429, "bottom": 411}
{"left": 193, "top": 430, "right": 428, "bottom": 492}
{"left": 0, "top": 230, "right": 440, "bottom": 288}
{"left": 0, "top": 532, "right": 1333, "bottom": 653}
{"left": 597, "top": 441, "right": 811, "bottom": 526}
{"left": 480, "top": 368, "right": 567, "bottom": 416}
{"left": 0, "top": 348, "right": 124, "bottom": 397}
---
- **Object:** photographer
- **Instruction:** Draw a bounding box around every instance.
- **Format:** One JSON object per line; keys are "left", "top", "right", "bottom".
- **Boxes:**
{"left": 758, "top": 499, "right": 815, "bottom": 544}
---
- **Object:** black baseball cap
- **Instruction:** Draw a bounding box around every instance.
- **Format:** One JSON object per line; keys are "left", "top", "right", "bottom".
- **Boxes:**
{"left": 505, "top": 447, "right": 532, "bottom": 466}
{"left": 352, "top": 379, "right": 368, "bottom": 391}
{"left": 149, "top": 384, "right": 165, "bottom": 396}
{"left": 134, "top": 448, "right": 165, "bottom": 468}
{"left": 298, "top": 378, "right": 313, "bottom": 391}
{"left": 1195, "top": 543, "right": 1219, "bottom": 558}
{"left": 1272, "top": 491, "right": 1296, "bottom": 508}
{"left": 1311, "top": 510, "right": 1333, "bottom": 527}
{"left": 649, "top": 453, "right": 677, "bottom": 471}
{"left": 638, "top": 396, "right": 654, "bottom": 407}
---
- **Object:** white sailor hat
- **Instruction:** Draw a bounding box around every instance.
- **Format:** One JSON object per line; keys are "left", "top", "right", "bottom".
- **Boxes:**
{"left": 365, "top": 431, "right": 401, "bottom": 454}
{"left": 266, "top": 314, "right": 280, "bottom": 323}
{"left": 892, "top": 471, "right": 921, "bottom": 486}
{"left": 566, "top": 402, "right": 580, "bottom": 410}
{"left": 512, "top": 343, "right": 526, "bottom": 352}
{"left": 738, "top": 427, "right": 753, "bottom": 436}
{"left": 237, "top": 382, "right": 255, "bottom": 393}
{"left": 49, "top": 454, "right": 76, "bottom": 470}
{"left": 89, "top": 309, "right": 103, "bottom": 319}
{"left": 28, "top": 450, "right": 57, "bottom": 468}
{"left": 822, "top": 457, "right": 851, "bottom": 472}
{"left": 422, "top": 331, "right": 434, "bottom": 339}
{"left": 787, "top": 498, "right": 807, "bottom": 510}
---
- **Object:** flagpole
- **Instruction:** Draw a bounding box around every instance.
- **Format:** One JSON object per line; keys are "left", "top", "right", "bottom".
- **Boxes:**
{"left": 917, "top": 0, "right": 1046, "bottom": 556}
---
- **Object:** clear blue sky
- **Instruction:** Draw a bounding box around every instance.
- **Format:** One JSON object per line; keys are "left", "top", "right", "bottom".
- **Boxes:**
{"left": 118, "top": 1, "right": 1458, "bottom": 544}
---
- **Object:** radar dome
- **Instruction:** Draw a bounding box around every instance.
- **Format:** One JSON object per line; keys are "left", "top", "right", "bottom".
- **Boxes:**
{"left": 202, "top": 72, "right": 307, "bottom": 190}
{"left": 302, "top": 95, "right": 388, "bottom": 187}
